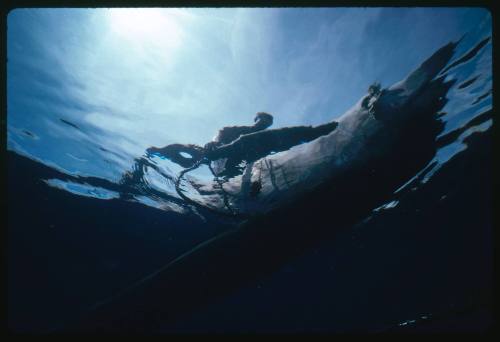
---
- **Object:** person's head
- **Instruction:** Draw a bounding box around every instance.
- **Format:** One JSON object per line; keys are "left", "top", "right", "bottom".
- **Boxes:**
{"left": 254, "top": 112, "right": 273, "bottom": 129}
{"left": 368, "top": 82, "right": 382, "bottom": 96}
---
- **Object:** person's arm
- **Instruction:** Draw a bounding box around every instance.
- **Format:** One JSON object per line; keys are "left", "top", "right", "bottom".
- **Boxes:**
{"left": 312, "top": 121, "right": 339, "bottom": 136}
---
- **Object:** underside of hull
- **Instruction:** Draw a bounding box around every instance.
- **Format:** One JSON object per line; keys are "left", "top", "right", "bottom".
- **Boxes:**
{"left": 61, "top": 39, "right": 462, "bottom": 333}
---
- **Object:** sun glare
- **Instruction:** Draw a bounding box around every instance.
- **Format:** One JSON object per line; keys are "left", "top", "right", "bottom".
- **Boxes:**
{"left": 108, "top": 8, "right": 184, "bottom": 50}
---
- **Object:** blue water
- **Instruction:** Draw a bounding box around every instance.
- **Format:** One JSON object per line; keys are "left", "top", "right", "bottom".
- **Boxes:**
{"left": 7, "top": 8, "right": 492, "bottom": 333}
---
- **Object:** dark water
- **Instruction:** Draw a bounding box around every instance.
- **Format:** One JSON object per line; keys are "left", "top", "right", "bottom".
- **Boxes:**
{"left": 7, "top": 16, "right": 493, "bottom": 333}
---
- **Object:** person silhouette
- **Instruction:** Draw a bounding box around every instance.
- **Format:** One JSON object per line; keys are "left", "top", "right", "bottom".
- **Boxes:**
{"left": 146, "top": 112, "right": 273, "bottom": 169}
{"left": 147, "top": 111, "right": 338, "bottom": 178}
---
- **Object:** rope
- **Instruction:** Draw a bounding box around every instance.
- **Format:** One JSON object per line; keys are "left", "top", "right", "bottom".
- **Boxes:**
{"left": 207, "top": 162, "right": 237, "bottom": 216}
{"left": 174, "top": 157, "right": 239, "bottom": 218}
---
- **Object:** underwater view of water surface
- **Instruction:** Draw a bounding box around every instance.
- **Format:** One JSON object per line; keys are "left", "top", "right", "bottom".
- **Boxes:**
{"left": 7, "top": 7, "right": 493, "bottom": 333}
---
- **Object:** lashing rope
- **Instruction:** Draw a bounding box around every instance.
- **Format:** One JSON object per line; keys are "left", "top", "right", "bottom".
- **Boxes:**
{"left": 174, "top": 157, "right": 238, "bottom": 217}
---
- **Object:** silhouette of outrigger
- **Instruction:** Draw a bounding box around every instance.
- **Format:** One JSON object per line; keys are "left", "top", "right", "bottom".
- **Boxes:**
{"left": 145, "top": 113, "right": 339, "bottom": 214}
{"left": 147, "top": 113, "right": 338, "bottom": 173}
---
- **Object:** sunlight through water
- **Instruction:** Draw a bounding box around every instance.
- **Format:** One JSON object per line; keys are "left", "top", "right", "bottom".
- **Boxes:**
{"left": 107, "top": 8, "right": 185, "bottom": 52}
